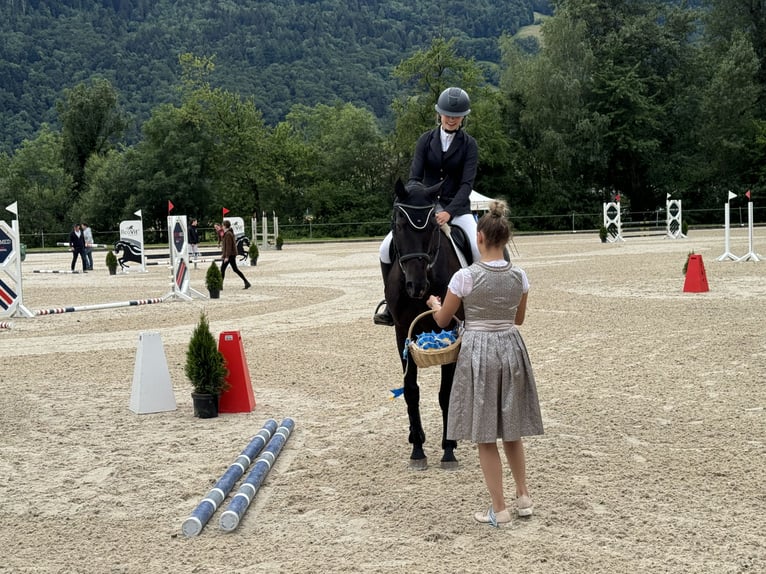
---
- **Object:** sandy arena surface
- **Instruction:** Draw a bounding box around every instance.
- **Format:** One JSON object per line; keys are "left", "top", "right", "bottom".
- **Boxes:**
{"left": 0, "top": 229, "right": 764, "bottom": 573}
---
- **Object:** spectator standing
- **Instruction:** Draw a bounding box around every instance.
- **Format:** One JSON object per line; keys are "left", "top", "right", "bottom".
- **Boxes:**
{"left": 69, "top": 224, "right": 87, "bottom": 273}
{"left": 81, "top": 223, "right": 94, "bottom": 270}
{"left": 188, "top": 219, "right": 200, "bottom": 258}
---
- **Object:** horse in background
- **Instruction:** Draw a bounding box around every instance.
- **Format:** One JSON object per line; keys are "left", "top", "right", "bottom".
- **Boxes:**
{"left": 385, "top": 179, "right": 465, "bottom": 470}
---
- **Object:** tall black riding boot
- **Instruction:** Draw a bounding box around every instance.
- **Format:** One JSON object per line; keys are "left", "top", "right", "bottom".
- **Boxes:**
{"left": 373, "top": 261, "right": 394, "bottom": 326}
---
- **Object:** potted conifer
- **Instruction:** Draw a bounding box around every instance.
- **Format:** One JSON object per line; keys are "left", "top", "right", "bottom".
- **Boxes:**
{"left": 249, "top": 242, "right": 259, "bottom": 266}
{"left": 205, "top": 261, "right": 223, "bottom": 298}
{"left": 106, "top": 250, "right": 118, "bottom": 275}
{"left": 275, "top": 235, "right": 284, "bottom": 250}
{"left": 599, "top": 225, "right": 608, "bottom": 243}
{"left": 185, "top": 313, "right": 229, "bottom": 418}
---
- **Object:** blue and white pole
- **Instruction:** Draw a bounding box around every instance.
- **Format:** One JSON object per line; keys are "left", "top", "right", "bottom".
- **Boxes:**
{"left": 181, "top": 419, "right": 278, "bottom": 537}
{"left": 219, "top": 417, "right": 295, "bottom": 532}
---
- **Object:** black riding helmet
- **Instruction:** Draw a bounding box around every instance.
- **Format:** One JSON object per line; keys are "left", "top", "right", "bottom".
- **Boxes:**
{"left": 434, "top": 87, "right": 471, "bottom": 117}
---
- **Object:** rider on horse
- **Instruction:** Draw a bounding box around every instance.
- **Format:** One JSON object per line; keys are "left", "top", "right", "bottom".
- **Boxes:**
{"left": 374, "top": 87, "right": 480, "bottom": 326}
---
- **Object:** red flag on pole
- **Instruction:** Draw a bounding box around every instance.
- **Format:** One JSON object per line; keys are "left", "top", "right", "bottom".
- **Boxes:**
{"left": 222, "top": 207, "right": 230, "bottom": 217}
{"left": 746, "top": 190, "right": 751, "bottom": 200}
{"left": 168, "top": 200, "right": 175, "bottom": 214}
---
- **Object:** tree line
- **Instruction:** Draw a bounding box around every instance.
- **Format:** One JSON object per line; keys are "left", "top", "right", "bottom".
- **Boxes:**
{"left": 1, "top": 0, "right": 765, "bottom": 246}
{"left": 0, "top": 0, "right": 543, "bottom": 152}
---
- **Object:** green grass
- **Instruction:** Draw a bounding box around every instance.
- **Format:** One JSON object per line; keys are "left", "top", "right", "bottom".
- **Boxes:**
{"left": 514, "top": 11, "right": 550, "bottom": 40}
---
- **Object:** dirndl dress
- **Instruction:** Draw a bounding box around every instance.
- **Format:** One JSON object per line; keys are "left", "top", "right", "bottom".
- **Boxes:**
{"left": 446, "top": 261, "right": 544, "bottom": 443}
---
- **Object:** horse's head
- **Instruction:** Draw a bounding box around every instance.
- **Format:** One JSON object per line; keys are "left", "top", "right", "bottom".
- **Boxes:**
{"left": 392, "top": 179, "right": 442, "bottom": 299}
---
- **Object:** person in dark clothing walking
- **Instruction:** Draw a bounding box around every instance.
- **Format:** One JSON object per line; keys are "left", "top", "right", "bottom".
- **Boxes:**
{"left": 220, "top": 220, "right": 250, "bottom": 289}
{"left": 188, "top": 218, "right": 200, "bottom": 258}
{"left": 69, "top": 223, "right": 87, "bottom": 273}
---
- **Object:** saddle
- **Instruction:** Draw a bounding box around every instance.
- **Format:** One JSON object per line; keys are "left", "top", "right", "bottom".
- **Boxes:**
{"left": 387, "top": 222, "right": 474, "bottom": 267}
{"left": 442, "top": 223, "right": 473, "bottom": 267}
{"left": 439, "top": 223, "right": 511, "bottom": 265}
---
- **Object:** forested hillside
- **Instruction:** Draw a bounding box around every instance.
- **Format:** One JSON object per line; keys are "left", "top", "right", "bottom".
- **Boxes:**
{"left": 0, "top": 0, "right": 547, "bottom": 152}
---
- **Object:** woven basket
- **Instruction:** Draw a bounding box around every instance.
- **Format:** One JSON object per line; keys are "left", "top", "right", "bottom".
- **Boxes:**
{"left": 407, "top": 309, "right": 463, "bottom": 369}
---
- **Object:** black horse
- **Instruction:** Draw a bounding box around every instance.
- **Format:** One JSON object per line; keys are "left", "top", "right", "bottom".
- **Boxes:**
{"left": 385, "top": 179, "right": 465, "bottom": 470}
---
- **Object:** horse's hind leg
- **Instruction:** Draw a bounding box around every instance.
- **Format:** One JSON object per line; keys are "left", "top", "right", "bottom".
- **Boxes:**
{"left": 439, "top": 363, "right": 458, "bottom": 470}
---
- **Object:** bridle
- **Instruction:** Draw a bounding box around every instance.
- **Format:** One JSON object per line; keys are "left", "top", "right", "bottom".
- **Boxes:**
{"left": 392, "top": 201, "right": 441, "bottom": 272}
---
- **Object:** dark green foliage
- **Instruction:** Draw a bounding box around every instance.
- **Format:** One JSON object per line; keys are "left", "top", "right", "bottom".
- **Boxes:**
{"left": 105, "top": 250, "right": 118, "bottom": 271}
{"left": 0, "top": 0, "right": 540, "bottom": 152}
{"left": 205, "top": 261, "right": 223, "bottom": 291}
{"left": 249, "top": 242, "right": 259, "bottom": 264}
{"left": 185, "top": 312, "right": 228, "bottom": 396}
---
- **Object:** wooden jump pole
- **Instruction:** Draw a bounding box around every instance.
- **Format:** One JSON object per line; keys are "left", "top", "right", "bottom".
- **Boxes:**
{"left": 33, "top": 297, "right": 168, "bottom": 316}
{"left": 219, "top": 418, "right": 295, "bottom": 532}
{"left": 181, "top": 419, "right": 279, "bottom": 537}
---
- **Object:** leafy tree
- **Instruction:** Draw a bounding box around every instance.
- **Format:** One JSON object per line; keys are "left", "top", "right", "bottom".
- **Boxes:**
{"left": 57, "top": 77, "right": 127, "bottom": 200}
{"left": 75, "top": 147, "right": 139, "bottom": 232}
{"left": 282, "top": 102, "right": 390, "bottom": 228}
{"left": 0, "top": 125, "right": 73, "bottom": 243}
{"left": 689, "top": 32, "right": 760, "bottom": 206}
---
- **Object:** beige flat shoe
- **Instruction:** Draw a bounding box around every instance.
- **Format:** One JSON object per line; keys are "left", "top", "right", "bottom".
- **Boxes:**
{"left": 516, "top": 495, "right": 534, "bottom": 517}
{"left": 474, "top": 506, "right": 512, "bottom": 527}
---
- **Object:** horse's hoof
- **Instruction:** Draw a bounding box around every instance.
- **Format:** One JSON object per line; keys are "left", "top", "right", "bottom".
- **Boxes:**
{"left": 440, "top": 459, "right": 459, "bottom": 471}
{"left": 409, "top": 457, "right": 428, "bottom": 471}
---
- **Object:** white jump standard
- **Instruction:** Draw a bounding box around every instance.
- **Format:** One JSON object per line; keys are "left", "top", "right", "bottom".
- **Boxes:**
{"left": 737, "top": 193, "right": 762, "bottom": 262}
{"left": 603, "top": 196, "right": 685, "bottom": 243}
{"left": 0, "top": 202, "right": 34, "bottom": 319}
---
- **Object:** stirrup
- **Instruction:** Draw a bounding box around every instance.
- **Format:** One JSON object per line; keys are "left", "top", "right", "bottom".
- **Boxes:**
{"left": 373, "top": 300, "right": 394, "bottom": 326}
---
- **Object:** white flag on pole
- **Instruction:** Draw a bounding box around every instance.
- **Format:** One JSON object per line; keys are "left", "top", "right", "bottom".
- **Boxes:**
{"left": 5, "top": 201, "right": 17, "bottom": 215}
{"left": 727, "top": 191, "right": 737, "bottom": 201}
{"left": 134, "top": 209, "right": 142, "bottom": 218}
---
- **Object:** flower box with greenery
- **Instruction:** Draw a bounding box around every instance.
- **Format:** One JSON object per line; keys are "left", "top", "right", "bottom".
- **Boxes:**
{"left": 185, "top": 312, "right": 229, "bottom": 418}
{"left": 205, "top": 261, "right": 223, "bottom": 298}
{"left": 105, "top": 250, "right": 118, "bottom": 275}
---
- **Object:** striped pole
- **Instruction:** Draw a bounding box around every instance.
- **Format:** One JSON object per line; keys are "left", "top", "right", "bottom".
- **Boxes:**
{"left": 220, "top": 418, "right": 295, "bottom": 532}
{"left": 182, "top": 419, "right": 278, "bottom": 537}
{"left": 34, "top": 297, "right": 166, "bottom": 316}
{"left": 32, "top": 270, "right": 81, "bottom": 274}
{"left": 0, "top": 321, "right": 13, "bottom": 329}
{"left": 55, "top": 242, "right": 109, "bottom": 248}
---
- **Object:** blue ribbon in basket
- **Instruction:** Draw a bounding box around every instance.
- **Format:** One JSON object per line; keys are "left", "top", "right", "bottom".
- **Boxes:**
{"left": 402, "top": 328, "right": 459, "bottom": 361}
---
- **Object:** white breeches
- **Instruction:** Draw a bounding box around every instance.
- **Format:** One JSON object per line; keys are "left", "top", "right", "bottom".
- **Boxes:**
{"left": 379, "top": 210, "right": 479, "bottom": 264}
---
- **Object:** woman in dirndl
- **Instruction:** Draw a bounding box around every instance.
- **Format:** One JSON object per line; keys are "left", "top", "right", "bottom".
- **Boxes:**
{"left": 427, "top": 198, "right": 544, "bottom": 527}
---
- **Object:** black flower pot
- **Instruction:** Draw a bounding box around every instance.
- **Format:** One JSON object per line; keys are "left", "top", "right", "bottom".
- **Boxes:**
{"left": 191, "top": 392, "right": 219, "bottom": 418}
{"left": 208, "top": 288, "right": 220, "bottom": 299}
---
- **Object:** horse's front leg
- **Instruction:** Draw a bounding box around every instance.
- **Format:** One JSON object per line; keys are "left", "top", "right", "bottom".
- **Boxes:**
{"left": 401, "top": 356, "right": 428, "bottom": 470}
{"left": 439, "top": 362, "right": 458, "bottom": 470}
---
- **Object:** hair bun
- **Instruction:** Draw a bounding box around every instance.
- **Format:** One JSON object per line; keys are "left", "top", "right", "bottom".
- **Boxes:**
{"left": 488, "top": 199, "right": 508, "bottom": 218}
